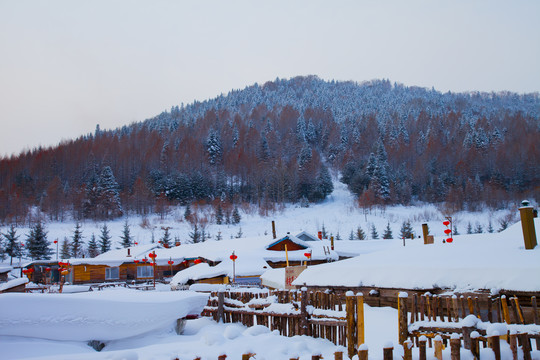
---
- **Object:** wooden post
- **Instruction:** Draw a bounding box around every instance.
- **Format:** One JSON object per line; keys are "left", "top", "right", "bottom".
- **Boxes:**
{"left": 398, "top": 292, "right": 409, "bottom": 344}
{"left": 419, "top": 295, "right": 425, "bottom": 321}
{"left": 419, "top": 336, "right": 427, "bottom": 360}
{"left": 242, "top": 354, "right": 255, "bottom": 360}
{"left": 345, "top": 291, "right": 356, "bottom": 359}
{"left": 474, "top": 297, "right": 481, "bottom": 320}
{"left": 358, "top": 344, "right": 368, "bottom": 360}
{"left": 422, "top": 223, "right": 429, "bottom": 244}
{"left": 517, "top": 333, "right": 531, "bottom": 360}
{"left": 312, "top": 355, "right": 322, "bottom": 360}
{"left": 509, "top": 332, "right": 518, "bottom": 360}
{"left": 501, "top": 295, "right": 511, "bottom": 324}
{"left": 470, "top": 331, "right": 480, "bottom": 360}
{"left": 357, "top": 292, "right": 365, "bottom": 347}
{"left": 488, "top": 296, "right": 493, "bottom": 323}
{"left": 403, "top": 340, "right": 413, "bottom": 360}
{"left": 467, "top": 296, "right": 474, "bottom": 316}
{"left": 488, "top": 334, "right": 501, "bottom": 360}
{"left": 452, "top": 295, "right": 459, "bottom": 321}
{"left": 334, "top": 351, "right": 343, "bottom": 360}
{"left": 412, "top": 293, "right": 418, "bottom": 323}
{"left": 272, "top": 220, "right": 276, "bottom": 239}
{"left": 518, "top": 202, "right": 538, "bottom": 250}
{"left": 532, "top": 296, "right": 539, "bottom": 325}
{"left": 462, "top": 326, "right": 474, "bottom": 350}
{"left": 434, "top": 335, "right": 443, "bottom": 360}
{"left": 300, "top": 287, "right": 308, "bottom": 336}
{"left": 218, "top": 355, "right": 227, "bottom": 360}
{"left": 513, "top": 297, "right": 525, "bottom": 324}
{"left": 450, "top": 334, "right": 461, "bottom": 360}
{"left": 217, "top": 290, "right": 225, "bottom": 323}
{"left": 383, "top": 344, "right": 393, "bottom": 360}
{"left": 510, "top": 297, "right": 520, "bottom": 324}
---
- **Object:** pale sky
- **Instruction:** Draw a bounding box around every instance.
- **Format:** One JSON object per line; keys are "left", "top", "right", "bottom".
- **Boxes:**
{"left": 0, "top": 0, "right": 539, "bottom": 157}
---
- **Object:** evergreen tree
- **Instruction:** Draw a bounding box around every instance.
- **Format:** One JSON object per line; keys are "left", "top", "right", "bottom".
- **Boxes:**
{"left": 161, "top": 227, "right": 171, "bottom": 247}
{"left": 356, "top": 226, "right": 366, "bottom": 240}
{"left": 382, "top": 222, "right": 393, "bottom": 239}
{"left": 71, "top": 222, "right": 84, "bottom": 258}
{"left": 349, "top": 230, "right": 355, "bottom": 240}
{"left": 3, "top": 224, "right": 20, "bottom": 265}
{"left": 487, "top": 221, "right": 494, "bottom": 233}
{"left": 97, "top": 166, "right": 123, "bottom": 219}
{"left": 26, "top": 221, "right": 52, "bottom": 260}
{"left": 60, "top": 237, "right": 71, "bottom": 259}
{"left": 215, "top": 203, "right": 224, "bottom": 225}
{"left": 453, "top": 225, "right": 459, "bottom": 236}
{"left": 189, "top": 223, "right": 201, "bottom": 243}
{"left": 87, "top": 233, "right": 99, "bottom": 258}
{"left": 232, "top": 206, "right": 241, "bottom": 224}
{"left": 370, "top": 224, "right": 379, "bottom": 239}
{"left": 498, "top": 218, "right": 509, "bottom": 232}
{"left": 216, "top": 231, "right": 223, "bottom": 241}
{"left": 474, "top": 223, "right": 483, "bottom": 234}
{"left": 99, "top": 224, "right": 112, "bottom": 253}
{"left": 206, "top": 129, "right": 223, "bottom": 165}
{"left": 321, "top": 223, "right": 328, "bottom": 238}
{"left": 120, "top": 220, "right": 132, "bottom": 248}
{"left": 399, "top": 220, "right": 414, "bottom": 239}
{"left": 235, "top": 227, "right": 243, "bottom": 238}
{"left": 335, "top": 231, "right": 342, "bottom": 240}
{"left": 466, "top": 222, "right": 473, "bottom": 234}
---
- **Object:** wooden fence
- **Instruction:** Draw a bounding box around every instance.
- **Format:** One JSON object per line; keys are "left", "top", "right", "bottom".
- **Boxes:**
{"left": 202, "top": 288, "right": 540, "bottom": 359}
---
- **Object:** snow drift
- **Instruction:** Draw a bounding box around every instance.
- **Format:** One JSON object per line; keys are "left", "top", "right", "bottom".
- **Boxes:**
{"left": 0, "top": 289, "right": 208, "bottom": 341}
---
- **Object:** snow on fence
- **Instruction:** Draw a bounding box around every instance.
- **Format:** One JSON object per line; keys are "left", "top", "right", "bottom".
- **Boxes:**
{"left": 403, "top": 293, "right": 540, "bottom": 360}
{"left": 202, "top": 288, "right": 540, "bottom": 360}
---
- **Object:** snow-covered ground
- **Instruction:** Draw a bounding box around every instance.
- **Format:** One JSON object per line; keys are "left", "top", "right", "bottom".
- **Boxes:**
{"left": 1, "top": 182, "right": 538, "bottom": 359}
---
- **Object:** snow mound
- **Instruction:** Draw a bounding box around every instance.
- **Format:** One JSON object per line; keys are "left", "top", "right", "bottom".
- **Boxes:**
{"left": 0, "top": 289, "right": 208, "bottom": 341}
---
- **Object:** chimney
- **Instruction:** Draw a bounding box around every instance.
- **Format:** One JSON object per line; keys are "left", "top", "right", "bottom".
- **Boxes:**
{"left": 318, "top": 231, "right": 322, "bottom": 240}
{"left": 127, "top": 248, "right": 131, "bottom": 257}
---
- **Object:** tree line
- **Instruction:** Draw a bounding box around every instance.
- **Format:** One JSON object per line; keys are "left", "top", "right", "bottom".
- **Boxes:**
{"left": 0, "top": 76, "right": 538, "bottom": 226}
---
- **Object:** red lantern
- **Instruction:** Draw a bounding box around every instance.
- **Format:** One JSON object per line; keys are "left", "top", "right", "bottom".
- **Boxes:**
{"left": 148, "top": 253, "right": 157, "bottom": 259}
{"left": 446, "top": 238, "right": 453, "bottom": 243}
{"left": 304, "top": 252, "right": 311, "bottom": 258}
{"left": 134, "top": 242, "right": 138, "bottom": 246}
{"left": 194, "top": 259, "right": 202, "bottom": 264}
{"left": 27, "top": 268, "right": 34, "bottom": 273}
{"left": 230, "top": 254, "right": 238, "bottom": 261}
{"left": 168, "top": 260, "right": 174, "bottom": 265}
{"left": 45, "top": 267, "right": 51, "bottom": 272}
{"left": 444, "top": 229, "right": 452, "bottom": 235}
{"left": 443, "top": 220, "right": 450, "bottom": 226}
{"left": 53, "top": 240, "right": 58, "bottom": 244}
{"left": 22, "top": 269, "right": 28, "bottom": 274}
{"left": 134, "top": 260, "right": 140, "bottom": 264}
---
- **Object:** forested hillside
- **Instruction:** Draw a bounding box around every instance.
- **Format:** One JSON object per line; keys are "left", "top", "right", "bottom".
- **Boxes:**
{"left": 1, "top": 76, "right": 538, "bottom": 224}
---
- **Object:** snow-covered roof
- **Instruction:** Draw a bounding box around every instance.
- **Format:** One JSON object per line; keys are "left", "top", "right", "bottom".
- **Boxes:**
{"left": 260, "top": 267, "right": 286, "bottom": 289}
{"left": 0, "top": 277, "right": 28, "bottom": 292}
{"left": 293, "top": 219, "right": 540, "bottom": 292}
{"left": 266, "top": 234, "right": 309, "bottom": 250}
{"left": 0, "top": 265, "right": 13, "bottom": 274}
{"left": 296, "top": 231, "right": 321, "bottom": 242}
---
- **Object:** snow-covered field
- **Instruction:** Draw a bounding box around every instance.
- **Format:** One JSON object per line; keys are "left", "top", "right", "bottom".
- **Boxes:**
{"left": 0, "top": 182, "right": 538, "bottom": 359}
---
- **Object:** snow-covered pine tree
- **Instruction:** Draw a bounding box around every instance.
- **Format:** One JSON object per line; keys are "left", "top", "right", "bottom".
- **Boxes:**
{"left": 71, "top": 222, "right": 84, "bottom": 258}
{"left": 399, "top": 220, "right": 413, "bottom": 239}
{"left": 120, "top": 220, "right": 132, "bottom": 248}
{"left": 60, "top": 237, "right": 71, "bottom": 259}
{"left": 370, "top": 224, "right": 379, "bottom": 239}
{"left": 26, "top": 221, "right": 52, "bottom": 260}
{"left": 87, "top": 233, "right": 99, "bottom": 257}
{"left": 99, "top": 224, "right": 112, "bottom": 253}
{"left": 97, "top": 166, "right": 123, "bottom": 219}
{"left": 349, "top": 230, "right": 354, "bottom": 240}
{"left": 232, "top": 206, "right": 241, "bottom": 224}
{"left": 184, "top": 203, "right": 192, "bottom": 221}
{"left": 161, "top": 227, "right": 171, "bottom": 247}
{"left": 215, "top": 203, "right": 224, "bottom": 225}
{"left": 356, "top": 226, "right": 366, "bottom": 240}
{"left": 189, "top": 223, "right": 200, "bottom": 243}
{"left": 3, "top": 224, "right": 20, "bottom": 265}
{"left": 487, "top": 221, "right": 494, "bottom": 233}
{"left": 475, "top": 223, "right": 483, "bottom": 234}
{"left": 382, "top": 222, "right": 393, "bottom": 239}
{"left": 466, "top": 222, "right": 473, "bottom": 234}
{"left": 206, "top": 129, "right": 223, "bottom": 165}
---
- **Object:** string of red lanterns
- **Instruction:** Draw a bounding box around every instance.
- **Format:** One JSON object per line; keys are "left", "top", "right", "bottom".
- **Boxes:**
{"left": 443, "top": 217, "right": 453, "bottom": 243}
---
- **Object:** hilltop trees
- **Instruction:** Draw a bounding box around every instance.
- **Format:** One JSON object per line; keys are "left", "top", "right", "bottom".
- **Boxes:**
{"left": 0, "top": 76, "right": 538, "bottom": 223}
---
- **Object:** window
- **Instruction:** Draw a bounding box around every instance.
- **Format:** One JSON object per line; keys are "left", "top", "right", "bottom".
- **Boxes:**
{"left": 137, "top": 266, "right": 153, "bottom": 278}
{"left": 105, "top": 267, "right": 119, "bottom": 280}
